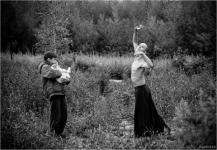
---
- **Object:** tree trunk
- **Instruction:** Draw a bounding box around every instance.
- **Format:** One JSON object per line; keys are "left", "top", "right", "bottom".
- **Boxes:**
{"left": 53, "top": 28, "right": 56, "bottom": 54}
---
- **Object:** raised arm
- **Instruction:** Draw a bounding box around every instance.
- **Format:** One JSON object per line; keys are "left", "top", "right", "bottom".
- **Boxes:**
{"left": 133, "top": 27, "right": 139, "bottom": 51}
{"left": 133, "top": 25, "right": 144, "bottom": 52}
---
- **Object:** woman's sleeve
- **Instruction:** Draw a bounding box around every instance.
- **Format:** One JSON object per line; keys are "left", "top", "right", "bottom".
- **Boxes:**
{"left": 139, "top": 62, "right": 149, "bottom": 68}
{"left": 134, "top": 43, "right": 138, "bottom": 52}
{"left": 133, "top": 28, "right": 139, "bottom": 52}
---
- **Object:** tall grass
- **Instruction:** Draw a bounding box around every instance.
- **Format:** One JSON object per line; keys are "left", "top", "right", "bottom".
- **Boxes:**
{"left": 1, "top": 53, "right": 215, "bottom": 149}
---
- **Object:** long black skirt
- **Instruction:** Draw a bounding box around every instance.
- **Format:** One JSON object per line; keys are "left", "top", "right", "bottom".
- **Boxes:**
{"left": 134, "top": 84, "right": 167, "bottom": 137}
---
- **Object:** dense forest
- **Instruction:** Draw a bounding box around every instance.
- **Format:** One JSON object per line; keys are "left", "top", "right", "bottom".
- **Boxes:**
{"left": 1, "top": 0, "right": 216, "bottom": 58}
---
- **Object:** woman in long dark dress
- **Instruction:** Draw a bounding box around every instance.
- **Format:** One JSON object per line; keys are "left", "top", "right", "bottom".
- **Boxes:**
{"left": 131, "top": 25, "right": 170, "bottom": 137}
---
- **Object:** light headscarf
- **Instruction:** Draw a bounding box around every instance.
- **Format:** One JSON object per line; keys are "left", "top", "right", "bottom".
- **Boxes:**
{"left": 134, "top": 43, "right": 148, "bottom": 56}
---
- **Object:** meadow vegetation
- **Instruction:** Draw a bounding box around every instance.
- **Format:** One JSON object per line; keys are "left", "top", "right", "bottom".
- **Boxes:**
{"left": 1, "top": 53, "right": 216, "bottom": 149}
{"left": 1, "top": 1, "right": 215, "bottom": 148}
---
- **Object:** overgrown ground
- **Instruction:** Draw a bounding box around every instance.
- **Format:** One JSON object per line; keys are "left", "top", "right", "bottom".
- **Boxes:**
{"left": 1, "top": 53, "right": 216, "bottom": 149}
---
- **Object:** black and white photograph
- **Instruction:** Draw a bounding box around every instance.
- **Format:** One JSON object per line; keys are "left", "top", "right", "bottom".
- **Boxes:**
{"left": 1, "top": 0, "right": 216, "bottom": 149}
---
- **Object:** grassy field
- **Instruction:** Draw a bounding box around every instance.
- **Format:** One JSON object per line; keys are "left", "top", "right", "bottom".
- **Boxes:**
{"left": 1, "top": 53, "right": 216, "bottom": 149}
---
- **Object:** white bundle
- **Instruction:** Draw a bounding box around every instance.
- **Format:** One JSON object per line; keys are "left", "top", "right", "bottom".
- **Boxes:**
{"left": 51, "top": 64, "right": 71, "bottom": 84}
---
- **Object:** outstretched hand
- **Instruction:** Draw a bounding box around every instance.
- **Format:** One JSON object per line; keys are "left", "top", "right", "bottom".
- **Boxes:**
{"left": 135, "top": 25, "right": 144, "bottom": 30}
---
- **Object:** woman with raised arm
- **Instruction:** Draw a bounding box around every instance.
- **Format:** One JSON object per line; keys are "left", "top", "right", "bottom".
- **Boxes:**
{"left": 131, "top": 25, "right": 170, "bottom": 138}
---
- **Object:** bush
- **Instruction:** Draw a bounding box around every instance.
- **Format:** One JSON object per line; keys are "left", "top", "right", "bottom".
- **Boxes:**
{"left": 1, "top": 53, "right": 215, "bottom": 149}
{"left": 172, "top": 55, "right": 215, "bottom": 76}
{"left": 173, "top": 79, "right": 216, "bottom": 148}
{"left": 74, "top": 54, "right": 132, "bottom": 80}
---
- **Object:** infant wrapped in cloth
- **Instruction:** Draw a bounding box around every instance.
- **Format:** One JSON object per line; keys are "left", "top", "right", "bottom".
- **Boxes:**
{"left": 51, "top": 63, "right": 71, "bottom": 84}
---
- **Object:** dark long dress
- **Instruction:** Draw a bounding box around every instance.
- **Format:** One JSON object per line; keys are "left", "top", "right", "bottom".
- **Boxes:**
{"left": 134, "top": 84, "right": 168, "bottom": 137}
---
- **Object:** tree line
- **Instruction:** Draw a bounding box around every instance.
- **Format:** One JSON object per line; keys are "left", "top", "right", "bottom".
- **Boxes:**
{"left": 1, "top": 0, "right": 216, "bottom": 58}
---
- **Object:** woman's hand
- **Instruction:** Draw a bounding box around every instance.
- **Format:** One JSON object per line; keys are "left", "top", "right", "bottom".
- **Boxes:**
{"left": 141, "top": 52, "right": 154, "bottom": 69}
{"left": 135, "top": 25, "right": 144, "bottom": 30}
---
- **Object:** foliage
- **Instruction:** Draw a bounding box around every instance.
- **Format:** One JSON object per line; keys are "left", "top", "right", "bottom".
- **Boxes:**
{"left": 176, "top": 1, "right": 216, "bottom": 56}
{"left": 173, "top": 83, "right": 216, "bottom": 148}
{"left": 1, "top": 53, "right": 215, "bottom": 149}
{"left": 1, "top": 1, "right": 216, "bottom": 58}
{"left": 35, "top": 1, "right": 72, "bottom": 54}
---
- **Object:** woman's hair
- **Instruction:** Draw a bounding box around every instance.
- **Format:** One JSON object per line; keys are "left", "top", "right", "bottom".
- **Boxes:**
{"left": 134, "top": 43, "right": 148, "bottom": 56}
{"left": 138, "top": 43, "right": 148, "bottom": 53}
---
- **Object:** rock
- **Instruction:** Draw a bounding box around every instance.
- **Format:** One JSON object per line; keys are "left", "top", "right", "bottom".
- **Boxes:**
{"left": 119, "top": 126, "right": 125, "bottom": 130}
{"left": 120, "top": 120, "right": 131, "bottom": 127}
{"left": 123, "top": 131, "right": 130, "bottom": 136}
{"left": 125, "top": 125, "right": 134, "bottom": 130}
{"left": 120, "top": 120, "right": 127, "bottom": 126}
{"left": 109, "top": 79, "right": 123, "bottom": 83}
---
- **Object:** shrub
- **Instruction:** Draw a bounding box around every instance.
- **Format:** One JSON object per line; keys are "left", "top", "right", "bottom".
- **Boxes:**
{"left": 172, "top": 55, "right": 215, "bottom": 76}
{"left": 1, "top": 53, "right": 215, "bottom": 149}
{"left": 173, "top": 81, "right": 216, "bottom": 148}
